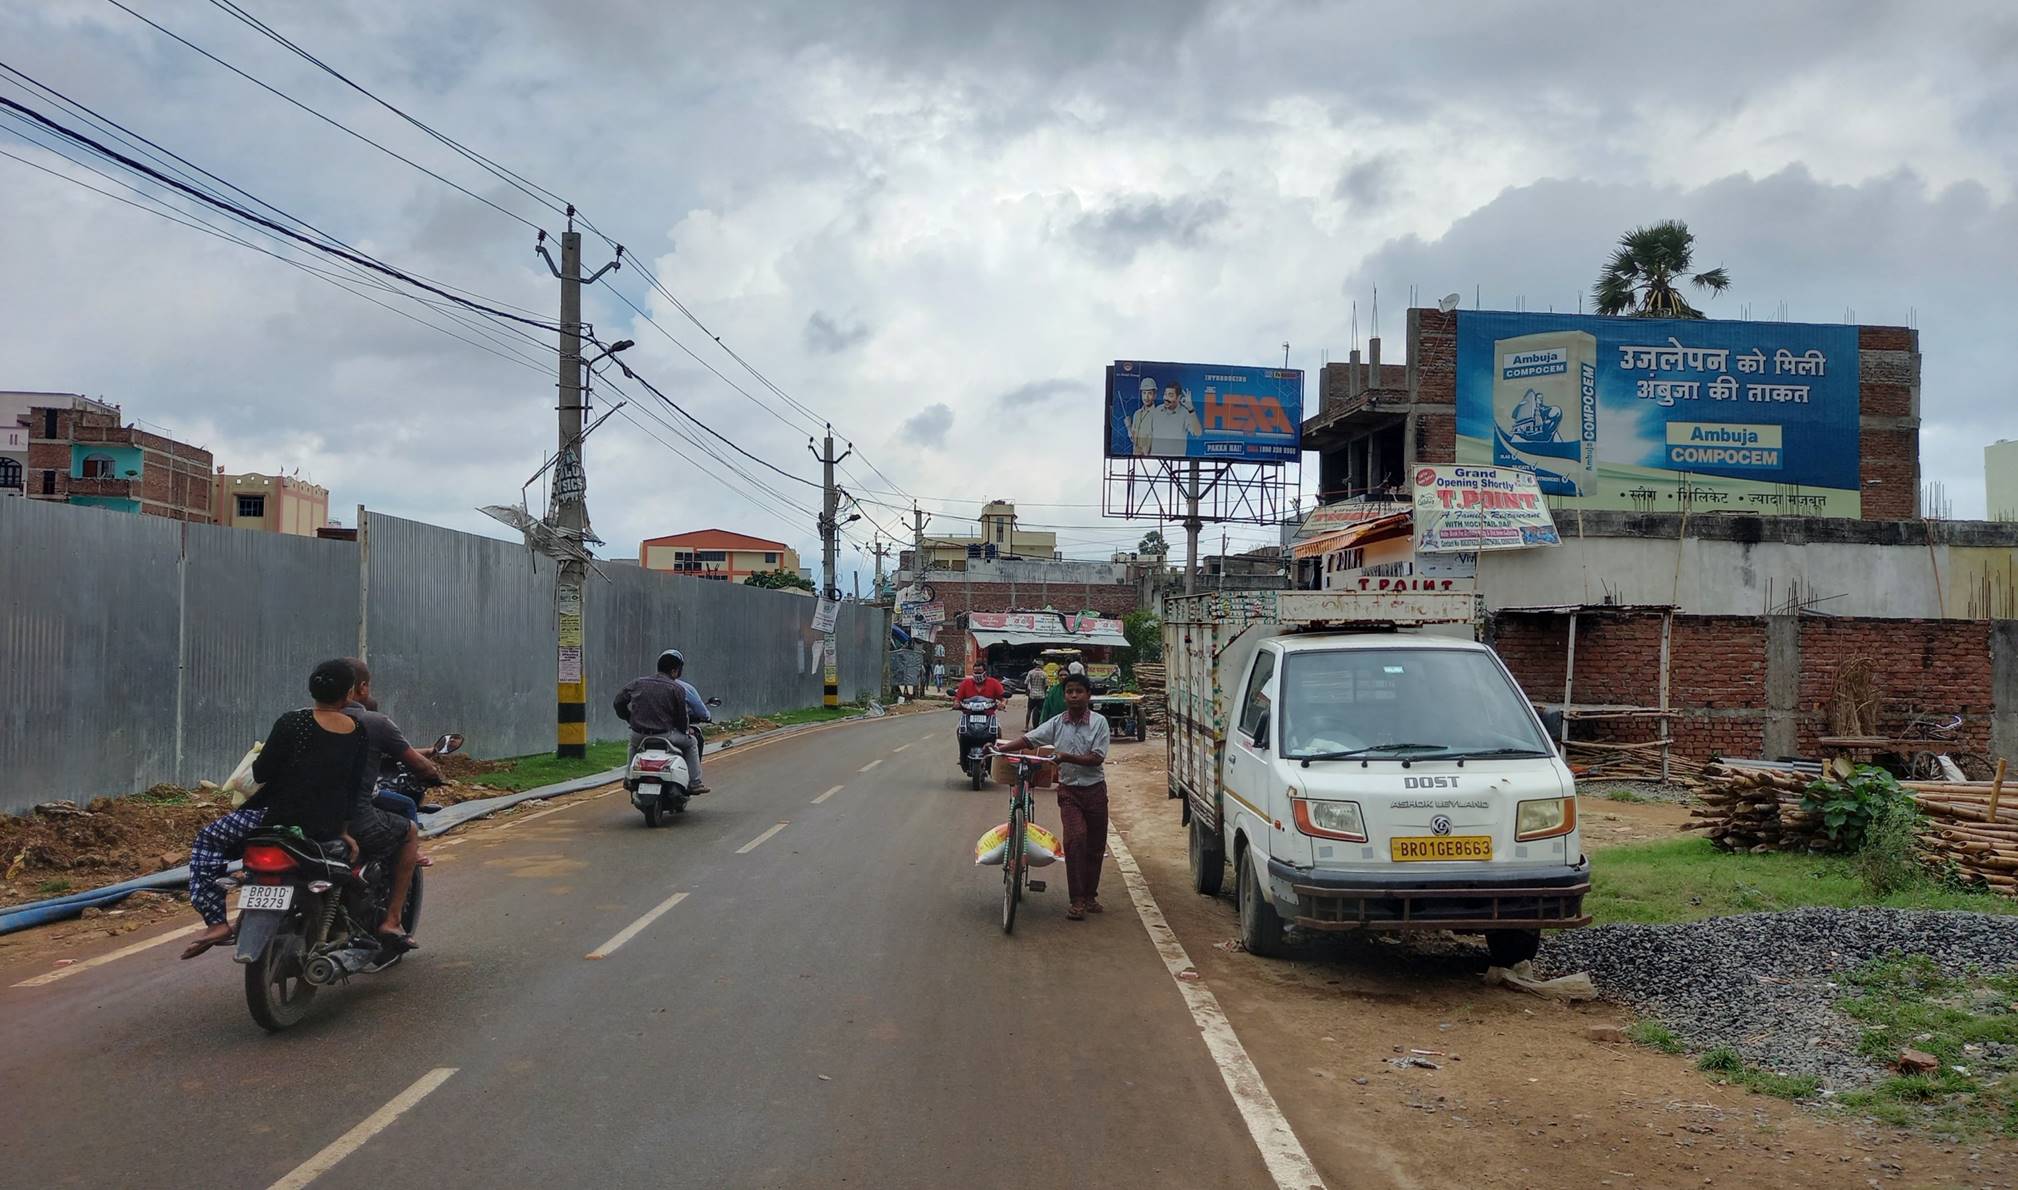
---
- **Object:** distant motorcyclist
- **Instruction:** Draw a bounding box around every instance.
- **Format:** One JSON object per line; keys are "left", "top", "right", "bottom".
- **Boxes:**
{"left": 614, "top": 649, "right": 692, "bottom": 779}
{"left": 954, "top": 660, "right": 1004, "bottom": 765}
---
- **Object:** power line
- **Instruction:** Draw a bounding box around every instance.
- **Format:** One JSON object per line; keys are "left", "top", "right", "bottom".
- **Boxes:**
{"left": 100, "top": 0, "right": 551, "bottom": 234}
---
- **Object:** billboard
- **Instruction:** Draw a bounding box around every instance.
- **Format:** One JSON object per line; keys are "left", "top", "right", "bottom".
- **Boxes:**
{"left": 1412, "top": 464, "right": 1561, "bottom": 553}
{"left": 1454, "top": 312, "right": 1861, "bottom": 516}
{"left": 1106, "top": 360, "right": 1302, "bottom": 462}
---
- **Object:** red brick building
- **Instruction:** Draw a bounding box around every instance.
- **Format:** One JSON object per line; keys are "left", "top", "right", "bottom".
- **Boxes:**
{"left": 25, "top": 403, "right": 214, "bottom": 522}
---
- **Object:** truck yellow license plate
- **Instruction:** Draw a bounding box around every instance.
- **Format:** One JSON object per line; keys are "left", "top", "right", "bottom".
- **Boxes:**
{"left": 1389, "top": 835, "right": 1493, "bottom": 862}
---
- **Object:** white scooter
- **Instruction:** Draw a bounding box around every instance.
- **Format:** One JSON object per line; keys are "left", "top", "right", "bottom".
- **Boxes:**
{"left": 626, "top": 736, "right": 690, "bottom": 828}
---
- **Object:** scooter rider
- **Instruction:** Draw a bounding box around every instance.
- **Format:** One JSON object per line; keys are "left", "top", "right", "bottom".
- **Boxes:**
{"left": 614, "top": 650, "right": 692, "bottom": 781}
{"left": 953, "top": 659, "right": 1005, "bottom": 766}
{"left": 667, "top": 652, "right": 712, "bottom": 796}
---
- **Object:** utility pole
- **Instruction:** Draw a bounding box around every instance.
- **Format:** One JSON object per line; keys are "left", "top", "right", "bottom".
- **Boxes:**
{"left": 869, "top": 537, "right": 892, "bottom": 601}
{"left": 536, "top": 210, "right": 621, "bottom": 758}
{"left": 1183, "top": 460, "right": 1202, "bottom": 595}
{"left": 809, "top": 425, "right": 853, "bottom": 708}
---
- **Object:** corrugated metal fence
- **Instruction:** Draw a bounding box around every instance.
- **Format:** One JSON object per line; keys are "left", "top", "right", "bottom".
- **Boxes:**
{"left": 0, "top": 500, "right": 887, "bottom": 813}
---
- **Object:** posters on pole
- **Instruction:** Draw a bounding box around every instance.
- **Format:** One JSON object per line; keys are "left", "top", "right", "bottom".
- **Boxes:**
{"left": 556, "top": 587, "right": 584, "bottom": 684}
{"left": 1412, "top": 464, "right": 1561, "bottom": 553}
{"left": 1105, "top": 360, "right": 1302, "bottom": 462}
{"left": 812, "top": 597, "right": 839, "bottom": 634}
{"left": 1454, "top": 311, "right": 1861, "bottom": 516}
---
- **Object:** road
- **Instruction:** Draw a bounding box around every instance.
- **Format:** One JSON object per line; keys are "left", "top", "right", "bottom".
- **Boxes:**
{"left": 0, "top": 710, "right": 1306, "bottom": 1190}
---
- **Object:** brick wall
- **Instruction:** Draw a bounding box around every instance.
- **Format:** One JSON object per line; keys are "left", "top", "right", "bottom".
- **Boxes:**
{"left": 24, "top": 406, "right": 213, "bottom": 521}
{"left": 928, "top": 578, "right": 1140, "bottom": 621}
{"left": 1404, "top": 311, "right": 1920, "bottom": 521}
{"left": 1492, "top": 610, "right": 1998, "bottom": 763}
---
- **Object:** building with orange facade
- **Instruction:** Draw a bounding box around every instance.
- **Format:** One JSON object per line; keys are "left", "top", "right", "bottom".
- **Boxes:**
{"left": 639, "top": 529, "right": 808, "bottom": 586}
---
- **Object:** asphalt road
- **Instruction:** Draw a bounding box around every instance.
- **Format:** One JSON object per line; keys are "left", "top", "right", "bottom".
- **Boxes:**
{"left": 0, "top": 709, "right": 1286, "bottom": 1189}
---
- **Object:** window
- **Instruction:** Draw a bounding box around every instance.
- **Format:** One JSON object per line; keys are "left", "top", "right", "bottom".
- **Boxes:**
{"left": 1279, "top": 648, "right": 1552, "bottom": 760}
{"left": 1237, "top": 650, "right": 1276, "bottom": 739}
{"left": 41, "top": 469, "right": 56, "bottom": 495}
{"left": 236, "top": 494, "right": 266, "bottom": 519}
{"left": 0, "top": 458, "right": 19, "bottom": 489}
{"left": 696, "top": 550, "right": 726, "bottom": 562}
{"left": 81, "top": 453, "right": 116, "bottom": 479}
{"left": 764, "top": 552, "right": 779, "bottom": 564}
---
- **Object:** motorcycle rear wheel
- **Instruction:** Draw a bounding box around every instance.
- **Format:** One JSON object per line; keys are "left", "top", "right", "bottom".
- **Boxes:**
{"left": 245, "top": 919, "right": 317, "bottom": 1032}
{"left": 643, "top": 804, "right": 661, "bottom": 828}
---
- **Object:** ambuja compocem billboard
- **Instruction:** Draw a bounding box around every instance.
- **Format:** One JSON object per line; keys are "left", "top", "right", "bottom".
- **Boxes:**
{"left": 1105, "top": 361, "right": 1302, "bottom": 463}
{"left": 1453, "top": 312, "right": 1861, "bottom": 516}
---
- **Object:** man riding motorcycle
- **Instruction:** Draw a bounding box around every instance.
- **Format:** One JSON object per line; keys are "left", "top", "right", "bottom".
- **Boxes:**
{"left": 953, "top": 660, "right": 1004, "bottom": 766}
{"left": 615, "top": 649, "right": 693, "bottom": 784}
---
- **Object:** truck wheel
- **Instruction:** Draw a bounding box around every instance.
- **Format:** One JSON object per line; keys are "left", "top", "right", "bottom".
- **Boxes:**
{"left": 1485, "top": 929, "right": 1541, "bottom": 967}
{"left": 1236, "top": 847, "right": 1287, "bottom": 958}
{"left": 1189, "top": 815, "right": 1225, "bottom": 897}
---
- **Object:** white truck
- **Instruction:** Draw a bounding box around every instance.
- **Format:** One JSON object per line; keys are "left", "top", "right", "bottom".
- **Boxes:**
{"left": 1165, "top": 590, "right": 1588, "bottom": 966}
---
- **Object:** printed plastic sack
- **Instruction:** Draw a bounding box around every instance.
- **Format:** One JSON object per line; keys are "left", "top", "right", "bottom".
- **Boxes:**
{"left": 973, "top": 821, "right": 1063, "bottom": 867}
{"left": 222, "top": 742, "right": 263, "bottom": 807}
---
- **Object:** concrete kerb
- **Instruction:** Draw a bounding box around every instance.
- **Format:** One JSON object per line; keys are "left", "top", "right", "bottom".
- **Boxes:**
{"left": 0, "top": 707, "right": 916, "bottom": 936}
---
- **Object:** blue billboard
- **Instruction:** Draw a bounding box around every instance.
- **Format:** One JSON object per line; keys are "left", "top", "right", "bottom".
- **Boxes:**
{"left": 1105, "top": 360, "right": 1303, "bottom": 463}
{"left": 1454, "top": 312, "right": 1862, "bottom": 516}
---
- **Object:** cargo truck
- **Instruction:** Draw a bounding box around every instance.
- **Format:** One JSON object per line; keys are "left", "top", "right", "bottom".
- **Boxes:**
{"left": 1165, "top": 590, "right": 1589, "bottom": 966}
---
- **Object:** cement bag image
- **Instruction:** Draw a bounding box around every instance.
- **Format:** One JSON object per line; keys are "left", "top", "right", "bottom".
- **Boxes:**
{"left": 974, "top": 821, "right": 1064, "bottom": 867}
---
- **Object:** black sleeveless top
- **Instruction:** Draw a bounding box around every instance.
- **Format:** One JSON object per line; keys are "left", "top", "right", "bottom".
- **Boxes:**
{"left": 247, "top": 709, "right": 369, "bottom": 839}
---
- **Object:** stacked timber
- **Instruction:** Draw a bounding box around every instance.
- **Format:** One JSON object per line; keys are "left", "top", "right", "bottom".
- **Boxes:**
{"left": 1134, "top": 664, "right": 1167, "bottom": 729}
{"left": 1686, "top": 762, "right": 1839, "bottom": 854}
{"left": 1910, "top": 764, "right": 2016, "bottom": 891}
{"left": 1566, "top": 740, "right": 1706, "bottom": 790}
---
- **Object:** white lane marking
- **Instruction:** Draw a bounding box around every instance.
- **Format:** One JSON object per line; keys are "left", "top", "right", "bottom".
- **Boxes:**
{"left": 892, "top": 743, "right": 911, "bottom": 753}
{"left": 1107, "top": 832, "right": 1327, "bottom": 1190}
{"left": 812, "top": 785, "right": 844, "bottom": 804}
{"left": 585, "top": 891, "right": 689, "bottom": 960}
{"left": 735, "top": 823, "right": 790, "bottom": 854}
{"left": 266, "top": 1067, "right": 458, "bottom": 1189}
{"left": 858, "top": 758, "right": 883, "bottom": 773}
{"left": 11, "top": 922, "right": 206, "bottom": 988}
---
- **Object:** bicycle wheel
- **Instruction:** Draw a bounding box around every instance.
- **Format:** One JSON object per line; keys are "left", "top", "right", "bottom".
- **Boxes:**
{"left": 1001, "top": 800, "right": 1023, "bottom": 934}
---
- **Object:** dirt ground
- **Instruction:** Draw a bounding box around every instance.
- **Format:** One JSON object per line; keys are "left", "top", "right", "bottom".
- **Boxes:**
{"left": 1103, "top": 739, "right": 2018, "bottom": 1190}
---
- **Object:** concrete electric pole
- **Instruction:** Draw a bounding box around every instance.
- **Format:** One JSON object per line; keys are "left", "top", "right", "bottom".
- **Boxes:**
{"left": 869, "top": 537, "right": 892, "bottom": 602}
{"left": 536, "top": 210, "right": 621, "bottom": 758}
{"left": 809, "top": 425, "right": 853, "bottom": 707}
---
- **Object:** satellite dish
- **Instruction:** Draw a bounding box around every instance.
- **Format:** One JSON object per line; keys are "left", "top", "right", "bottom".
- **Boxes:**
{"left": 1438, "top": 293, "right": 1461, "bottom": 313}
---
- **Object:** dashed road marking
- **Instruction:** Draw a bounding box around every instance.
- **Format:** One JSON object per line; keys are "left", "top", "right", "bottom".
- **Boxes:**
{"left": 1107, "top": 832, "right": 1327, "bottom": 1190}
{"left": 812, "top": 785, "right": 844, "bottom": 804}
{"left": 859, "top": 759, "right": 883, "bottom": 772}
{"left": 735, "top": 823, "right": 790, "bottom": 854}
{"left": 586, "top": 891, "right": 689, "bottom": 959}
{"left": 10, "top": 923, "right": 206, "bottom": 988}
{"left": 266, "top": 1067, "right": 458, "bottom": 1189}
{"left": 892, "top": 743, "right": 911, "bottom": 753}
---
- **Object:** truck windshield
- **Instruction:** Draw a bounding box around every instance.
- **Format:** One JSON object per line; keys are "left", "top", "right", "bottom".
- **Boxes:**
{"left": 1279, "top": 648, "right": 1551, "bottom": 761}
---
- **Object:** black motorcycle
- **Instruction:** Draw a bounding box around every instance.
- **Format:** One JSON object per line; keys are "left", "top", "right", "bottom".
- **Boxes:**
{"left": 225, "top": 828, "right": 422, "bottom": 1032}
{"left": 957, "top": 697, "right": 1000, "bottom": 790}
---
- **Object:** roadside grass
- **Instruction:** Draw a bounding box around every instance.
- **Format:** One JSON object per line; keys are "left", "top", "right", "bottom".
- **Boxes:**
{"left": 1831, "top": 955, "right": 2018, "bottom": 1135}
{"left": 1696, "top": 1046, "right": 1822, "bottom": 1100}
{"left": 470, "top": 702, "right": 871, "bottom": 791}
{"left": 35, "top": 878, "right": 72, "bottom": 896}
{"left": 1628, "top": 1019, "right": 1686, "bottom": 1054}
{"left": 1588, "top": 836, "right": 2018, "bottom": 925}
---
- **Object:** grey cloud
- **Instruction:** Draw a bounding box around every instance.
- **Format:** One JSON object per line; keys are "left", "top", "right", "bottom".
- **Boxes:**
{"left": 994, "top": 379, "right": 1085, "bottom": 408}
{"left": 1335, "top": 156, "right": 1397, "bottom": 212}
{"left": 1071, "top": 195, "right": 1229, "bottom": 264}
{"left": 898, "top": 402, "right": 955, "bottom": 446}
{"left": 803, "top": 311, "right": 869, "bottom": 354}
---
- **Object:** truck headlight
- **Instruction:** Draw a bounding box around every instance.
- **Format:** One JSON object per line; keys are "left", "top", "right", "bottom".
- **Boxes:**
{"left": 1515, "top": 796, "right": 1576, "bottom": 841}
{"left": 1292, "top": 799, "right": 1366, "bottom": 843}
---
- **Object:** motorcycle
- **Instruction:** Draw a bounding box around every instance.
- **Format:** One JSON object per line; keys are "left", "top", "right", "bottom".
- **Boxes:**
{"left": 626, "top": 735, "right": 690, "bottom": 827}
{"left": 222, "top": 829, "right": 422, "bottom": 1032}
{"left": 957, "top": 696, "right": 1001, "bottom": 790}
{"left": 377, "top": 732, "right": 464, "bottom": 811}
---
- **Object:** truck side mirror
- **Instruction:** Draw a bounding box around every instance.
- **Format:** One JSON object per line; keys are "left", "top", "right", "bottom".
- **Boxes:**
{"left": 1252, "top": 716, "right": 1271, "bottom": 751}
{"left": 1540, "top": 709, "right": 1565, "bottom": 747}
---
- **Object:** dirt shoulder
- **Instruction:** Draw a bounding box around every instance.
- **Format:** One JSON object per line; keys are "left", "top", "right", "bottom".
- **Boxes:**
{"left": 1103, "top": 740, "right": 2014, "bottom": 1190}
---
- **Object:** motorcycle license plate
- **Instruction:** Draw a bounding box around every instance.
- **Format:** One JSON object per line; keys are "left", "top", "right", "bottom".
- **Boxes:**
{"left": 1389, "top": 836, "right": 1493, "bottom": 862}
{"left": 238, "top": 884, "right": 294, "bottom": 911}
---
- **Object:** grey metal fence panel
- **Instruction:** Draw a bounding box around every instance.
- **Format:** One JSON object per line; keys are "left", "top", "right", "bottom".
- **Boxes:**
{"left": 178, "top": 521, "right": 359, "bottom": 787}
{"left": 362, "top": 513, "right": 553, "bottom": 761}
{"left": 0, "top": 499, "right": 182, "bottom": 811}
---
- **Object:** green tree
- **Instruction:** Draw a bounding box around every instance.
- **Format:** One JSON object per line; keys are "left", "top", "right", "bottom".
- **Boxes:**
{"left": 744, "top": 568, "right": 815, "bottom": 592}
{"left": 1122, "top": 608, "right": 1162, "bottom": 667}
{"left": 1138, "top": 530, "right": 1168, "bottom": 556}
{"left": 1592, "top": 220, "right": 1730, "bottom": 319}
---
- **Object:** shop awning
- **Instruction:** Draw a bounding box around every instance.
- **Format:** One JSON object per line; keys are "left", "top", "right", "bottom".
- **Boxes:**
{"left": 1290, "top": 511, "right": 1412, "bottom": 559}
{"left": 970, "top": 625, "right": 1130, "bottom": 649}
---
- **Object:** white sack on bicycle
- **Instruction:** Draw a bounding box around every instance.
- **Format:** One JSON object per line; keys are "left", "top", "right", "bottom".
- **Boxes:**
{"left": 973, "top": 821, "right": 1063, "bottom": 867}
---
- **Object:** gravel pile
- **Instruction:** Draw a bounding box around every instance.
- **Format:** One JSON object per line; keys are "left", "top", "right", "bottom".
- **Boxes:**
{"left": 1578, "top": 779, "right": 1697, "bottom": 805}
{"left": 1537, "top": 908, "right": 2018, "bottom": 1090}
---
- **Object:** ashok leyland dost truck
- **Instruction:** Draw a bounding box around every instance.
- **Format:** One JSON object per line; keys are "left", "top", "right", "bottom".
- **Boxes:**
{"left": 1165, "top": 590, "right": 1588, "bottom": 965}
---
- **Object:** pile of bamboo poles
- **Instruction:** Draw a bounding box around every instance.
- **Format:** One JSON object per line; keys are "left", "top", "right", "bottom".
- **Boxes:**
{"left": 1567, "top": 739, "right": 1705, "bottom": 789}
{"left": 1133, "top": 664, "right": 1167, "bottom": 728}
{"left": 1684, "top": 761, "right": 1841, "bottom": 853}
{"left": 1911, "top": 761, "right": 2014, "bottom": 890}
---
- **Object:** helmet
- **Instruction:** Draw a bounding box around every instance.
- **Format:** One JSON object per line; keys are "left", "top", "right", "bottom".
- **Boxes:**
{"left": 658, "top": 649, "right": 685, "bottom": 671}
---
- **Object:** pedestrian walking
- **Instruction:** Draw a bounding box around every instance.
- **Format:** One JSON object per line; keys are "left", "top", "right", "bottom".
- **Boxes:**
{"left": 1022, "top": 661, "right": 1048, "bottom": 730}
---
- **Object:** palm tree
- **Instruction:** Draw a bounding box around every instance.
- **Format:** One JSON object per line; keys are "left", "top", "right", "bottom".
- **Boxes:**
{"left": 1592, "top": 220, "right": 1730, "bottom": 319}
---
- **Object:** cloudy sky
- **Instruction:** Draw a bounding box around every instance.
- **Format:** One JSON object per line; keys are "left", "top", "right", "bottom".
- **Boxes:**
{"left": 2, "top": 0, "right": 2013, "bottom": 588}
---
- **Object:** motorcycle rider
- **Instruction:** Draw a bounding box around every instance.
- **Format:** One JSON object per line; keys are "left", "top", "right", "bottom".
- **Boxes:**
{"left": 953, "top": 659, "right": 1005, "bottom": 766}
{"left": 614, "top": 649, "right": 692, "bottom": 784}
{"left": 667, "top": 651, "right": 713, "bottom": 796}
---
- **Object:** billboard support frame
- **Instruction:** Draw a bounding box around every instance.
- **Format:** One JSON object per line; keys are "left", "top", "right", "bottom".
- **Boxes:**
{"left": 1102, "top": 456, "right": 1299, "bottom": 593}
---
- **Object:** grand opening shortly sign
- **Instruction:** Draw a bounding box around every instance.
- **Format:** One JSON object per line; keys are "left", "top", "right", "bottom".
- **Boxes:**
{"left": 1412, "top": 464, "right": 1561, "bottom": 553}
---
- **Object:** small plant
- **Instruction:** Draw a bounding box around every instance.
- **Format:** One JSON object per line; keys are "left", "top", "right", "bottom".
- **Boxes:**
{"left": 1857, "top": 796, "right": 1930, "bottom": 895}
{"left": 1628, "top": 1019, "right": 1685, "bottom": 1053}
{"left": 1803, "top": 764, "right": 1910, "bottom": 846}
{"left": 36, "top": 878, "right": 72, "bottom": 896}
{"left": 1698, "top": 1046, "right": 1743, "bottom": 1073}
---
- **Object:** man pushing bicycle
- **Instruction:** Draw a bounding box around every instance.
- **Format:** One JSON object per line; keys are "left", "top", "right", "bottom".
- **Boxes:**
{"left": 995, "top": 671, "right": 1110, "bottom": 921}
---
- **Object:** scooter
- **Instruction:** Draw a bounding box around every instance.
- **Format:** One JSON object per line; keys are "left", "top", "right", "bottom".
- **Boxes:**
{"left": 626, "top": 737, "right": 690, "bottom": 827}
{"left": 957, "top": 697, "right": 1001, "bottom": 790}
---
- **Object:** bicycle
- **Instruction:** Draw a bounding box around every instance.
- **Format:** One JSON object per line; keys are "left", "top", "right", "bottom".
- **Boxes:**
{"left": 1897, "top": 712, "right": 1977, "bottom": 782}
{"left": 992, "top": 750, "right": 1052, "bottom": 934}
